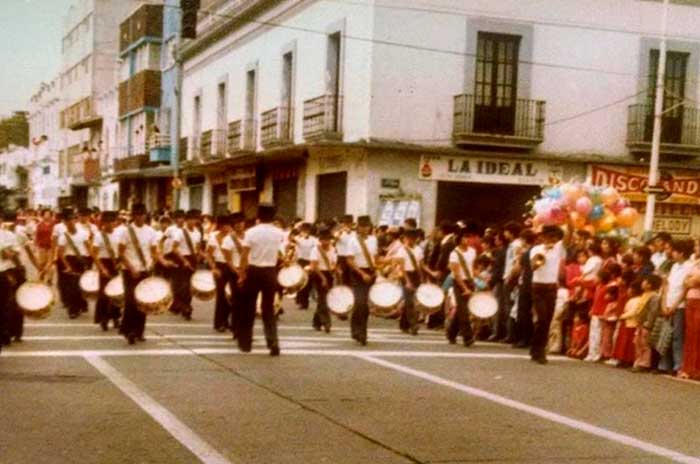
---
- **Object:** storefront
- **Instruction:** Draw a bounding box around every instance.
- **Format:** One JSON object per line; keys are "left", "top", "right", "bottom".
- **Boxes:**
{"left": 228, "top": 165, "right": 259, "bottom": 219}
{"left": 210, "top": 171, "right": 229, "bottom": 216}
{"left": 590, "top": 164, "right": 700, "bottom": 237}
{"left": 270, "top": 164, "right": 301, "bottom": 223}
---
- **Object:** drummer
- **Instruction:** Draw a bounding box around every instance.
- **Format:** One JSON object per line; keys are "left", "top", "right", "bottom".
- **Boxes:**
{"left": 447, "top": 226, "right": 478, "bottom": 347}
{"left": 171, "top": 210, "right": 202, "bottom": 320}
{"left": 238, "top": 203, "right": 286, "bottom": 356}
{"left": 116, "top": 203, "right": 160, "bottom": 345}
{"left": 0, "top": 211, "right": 24, "bottom": 345}
{"left": 335, "top": 215, "right": 355, "bottom": 285}
{"left": 395, "top": 228, "right": 424, "bottom": 336}
{"left": 161, "top": 211, "right": 184, "bottom": 315}
{"left": 228, "top": 212, "right": 246, "bottom": 338}
{"left": 205, "top": 215, "right": 235, "bottom": 332}
{"left": 346, "top": 215, "right": 379, "bottom": 346}
{"left": 309, "top": 227, "right": 338, "bottom": 332}
{"left": 56, "top": 209, "right": 92, "bottom": 319}
{"left": 294, "top": 223, "right": 317, "bottom": 310}
{"left": 90, "top": 211, "right": 121, "bottom": 331}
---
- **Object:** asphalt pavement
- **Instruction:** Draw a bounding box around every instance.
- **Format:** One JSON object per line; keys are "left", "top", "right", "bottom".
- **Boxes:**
{"left": 1, "top": 295, "right": 699, "bottom": 464}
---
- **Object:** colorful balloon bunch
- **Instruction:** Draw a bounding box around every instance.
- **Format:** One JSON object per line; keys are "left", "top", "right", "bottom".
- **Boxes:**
{"left": 531, "top": 182, "right": 640, "bottom": 236}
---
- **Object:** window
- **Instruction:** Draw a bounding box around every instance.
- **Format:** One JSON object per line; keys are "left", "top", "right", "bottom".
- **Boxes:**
{"left": 647, "top": 49, "right": 689, "bottom": 143}
{"left": 42, "top": 166, "right": 50, "bottom": 175}
{"left": 326, "top": 33, "right": 342, "bottom": 131}
{"left": 281, "top": 51, "right": 294, "bottom": 137}
{"left": 217, "top": 82, "right": 227, "bottom": 131}
{"left": 474, "top": 32, "right": 521, "bottom": 135}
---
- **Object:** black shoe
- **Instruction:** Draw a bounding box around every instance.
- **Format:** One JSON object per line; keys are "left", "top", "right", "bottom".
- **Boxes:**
{"left": 183, "top": 311, "right": 192, "bottom": 321}
{"left": 312, "top": 325, "right": 322, "bottom": 332}
{"left": 463, "top": 337, "right": 476, "bottom": 347}
{"left": 531, "top": 356, "right": 548, "bottom": 365}
{"left": 81, "top": 306, "right": 88, "bottom": 313}
{"left": 410, "top": 327, "right": 419, "bottom": 336}
{"left": 69, "top": 312, "right": 79, "bottom": 320}
{"left": 215, "top": 326, "right": 227, "bottom": 333}
{"left": 127, "top": 334, "right": 136, "bottom": 345}
{"left": 324, "top": 325, "right": 331, "bottom": 334}
{"left": 486, "top": 334, "right": 499, "bottom": 342}
{"left": 100, "top": 320, "right": 109, "bottom": 332}
{"left": 448, "top": 337, "right": 457, "bottom": 345}
{"left": 13, "top": 336, "right": 22, "bottom": 343}
{"left": 137, "top": 335, "right": 146, "bottom": 342}
{"left": 269, "top": 345, "right": 280, "bottom": 356}
{"left": 113, "top": 319, "right": 121, "bottom": 330}
{"left": 514, "top": 341, "right": 529, "bottom": 349}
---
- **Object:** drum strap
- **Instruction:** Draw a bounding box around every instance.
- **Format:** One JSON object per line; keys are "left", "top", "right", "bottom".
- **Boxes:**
{"left": 64, "top": 232, "right": 87, "bottom": 268}
{"left": 358, "top": 236, "right": 375, "bottom": 270}
{"left": 101, "top": 231, "right": 118, "bottom": 264}
{"left": 318, "top": 246, "right": 333, "bottom": 271}
{"left": 455, "top": 249, "right": 473, "bottom": 283}
{"left": 231, "top": 233, "right": 243, "bottom": 257}
{"left": 404, "top": 246, "right": 423, "bottom": 282}
{"left": 182, "top": 228, "right": 196, "bottom": 256}
{"left": 128, "top": 225, "right": 149, "bottom": 271}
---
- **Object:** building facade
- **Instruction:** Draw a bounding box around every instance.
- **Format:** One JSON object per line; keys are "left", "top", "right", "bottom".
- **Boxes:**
{"left": 0, "top": 146, "right": 32, "bottom": 209}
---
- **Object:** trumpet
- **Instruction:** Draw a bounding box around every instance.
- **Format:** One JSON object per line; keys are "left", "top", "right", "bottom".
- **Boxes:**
{"left": 532, "top": 253, "right": 546, "bottom": 269}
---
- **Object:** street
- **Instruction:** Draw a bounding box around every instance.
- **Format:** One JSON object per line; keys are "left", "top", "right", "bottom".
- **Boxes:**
{"left": 2, "top": 299, "right": 699, "bottom": 464}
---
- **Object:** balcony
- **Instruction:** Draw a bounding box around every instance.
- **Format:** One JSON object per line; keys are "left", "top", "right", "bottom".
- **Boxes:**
{"left": 627, "top": 104, "right": 700, "bottom": 157}
{"left": 118, "top": 70, "right": 161, "bottom": 117}
{"left": 120, "top": 4, "right": 163, "bottom": 55}
{"left": 226, "top": 119, "right": 257, "bottom": 156}
{"left": 260, "top": 106, "right": 293, "bottom": 148}
{"left": 62, "top": 97, "right": 102, "bottom": 131}
{"left": 149, "top": 134, "right": 171, "bottom": 163}
{"left": 452, "top": 94, "right": 545, "bottom": 150}
{"left": 303, "top": 95, "right": 342, "bottom": 142}
{"left": 114, "top": 154, "right": 160, "bottom": 173}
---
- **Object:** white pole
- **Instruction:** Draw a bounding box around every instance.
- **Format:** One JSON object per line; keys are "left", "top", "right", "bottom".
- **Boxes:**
{"left": 643, "top": 0, "right": 670, "bottom": 238}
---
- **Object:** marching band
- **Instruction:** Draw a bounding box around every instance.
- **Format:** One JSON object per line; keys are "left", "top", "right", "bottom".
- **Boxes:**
{"left": 0, "top": 201, "right": 496, "bottom": 357}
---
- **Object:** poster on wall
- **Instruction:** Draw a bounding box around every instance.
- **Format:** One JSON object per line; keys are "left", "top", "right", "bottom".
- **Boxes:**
{"left": 378, "top": 195, "right": 421, "bottom": 227}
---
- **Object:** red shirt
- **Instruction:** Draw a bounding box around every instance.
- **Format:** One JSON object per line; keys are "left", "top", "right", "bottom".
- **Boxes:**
{"left": 590, "top": 282, "right": 617, "bottom": 317}
{"left": 35, "top": 220, "right": 54, "bottom": 250}
{"left": 570, "top": 321, "right": 589, "bottom": 350}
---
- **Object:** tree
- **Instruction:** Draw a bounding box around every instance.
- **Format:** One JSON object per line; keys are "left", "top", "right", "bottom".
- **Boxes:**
{"left": 0, "top": 112, "right": 29, "bottom": 149}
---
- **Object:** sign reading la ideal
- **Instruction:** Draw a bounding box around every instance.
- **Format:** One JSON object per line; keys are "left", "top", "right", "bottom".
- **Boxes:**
{"left": 419, "top": 155, "right": 561, "bottom": 186}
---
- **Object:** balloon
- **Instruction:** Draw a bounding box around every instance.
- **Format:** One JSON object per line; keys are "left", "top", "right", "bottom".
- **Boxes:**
{"left": 550, "top": 207, "right": 567, "bottom": 225}
{"left": 617, "top": 207, "right": 639, "bottom": 227}
{"left": 575, "top": 197, "right": 593, "bottom": 216}
{"left": 590, "top": 190, "right": 602, "bottom": 205}
{"left": 569, "top": 211, "right": 586, "bottom": 229}
{"left": 597, "top": 213, "right": 616, "bottom": 233}
{"left": 589, "top": 205, "right": 604, "bottom": 220}
{"left": 610, "top": 198, "right": 627, "bottom": 214}
{"left": 583, "top": 224, "right": 596, "bottom": 235}
{"left": 563, "top": 183, "right": 584, "bottom": 205}
{"left": 534, "top": 198, "right": 552, "bottom": 215}
{"left": 601, "top": 187, "right": 619, "bottom": 206}
{"left": 544, "top": 187, "right": 563, "bottom": 200}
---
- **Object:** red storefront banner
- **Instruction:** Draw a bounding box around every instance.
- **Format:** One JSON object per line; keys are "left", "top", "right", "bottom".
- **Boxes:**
{"left": 589, "top": 164, "right": 700, "bottom": 204}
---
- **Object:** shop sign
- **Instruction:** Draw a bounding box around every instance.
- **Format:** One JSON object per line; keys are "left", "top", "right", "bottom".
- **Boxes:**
{"left": 381, "top": 178, "right": 400, "bottom": 189}
{"left": 590, "top": 164, "right": 700, "bottom": 204}
{"left": 229, "top": 166, "right": 256, "bottom": 192}
{"left": 418, "top": 155, "right": 558, "bottom": 185}
{"left": 652, "top": 216, "right": 692, "bottom": 236}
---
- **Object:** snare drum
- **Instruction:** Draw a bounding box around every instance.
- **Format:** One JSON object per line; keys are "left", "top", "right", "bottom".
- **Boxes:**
{"left": 15, "top": 282, "right": 54, "bottom": 320}
{"left": 135, "top": 276, "right": 173, "bottom": 315}
{"left": 277, "top": 264, "right": 308, "bottom": 295}
{"left": 191, "top": 269, "right": 216, "bottom": 301}
{"left": 468, "top": 291, "right": 498, "bottom": 319}
{"left": 105, "top": 275, "right": 124, "bottom": 306}
{"left": 369, "top": 280, "right": 403, "bottom": 318}
{"left": 327, "top": 285, "right": 354, "bottom": 318}
{"left": 415, "top": 283, "right": 445, "bottom": 315}
{"left": 79, "top": 269, "right": 100, "bottom": 300}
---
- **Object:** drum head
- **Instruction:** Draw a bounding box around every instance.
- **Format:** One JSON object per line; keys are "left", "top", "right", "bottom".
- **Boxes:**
{"left": 135, "top": 277, "right": 172, "bottom": 305}
{"left": 191, "top": 270, "right": 216, "bottom": 292}
{"left": 369, "top": 281, "right": 402, "bottom": 308}
{"left": 105, "top": 276, "right": 124, "bottom": 298}
{"left": 79, "top": 270, "right": 100, "bottom": 292}
{"left": 278, "top": 265, "right": 303, "bottom": 288}
{"left": 416, "top": 283, "right": 444, "bottom": 310}
{"left": 16, "top": 282, "right": 54, "bottom": 318}
{"left": 327, "top": 286, "right": 354, "bottom": 315}
{"left": 468, "top": 291, "right": 498, "bottom": 319}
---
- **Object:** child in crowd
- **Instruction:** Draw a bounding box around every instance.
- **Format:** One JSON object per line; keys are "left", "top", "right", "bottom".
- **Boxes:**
{"left": 567, "top": 311, "right": 589, "bottom": 359}
{"left": 632, "top": 274, "right": 663, "bottom": 372}
{"left": 585, "top": 265, "right": 620, "bottom": 362}
{"left": 600, "top": 264, "right": 623, "bottom": 360}
{"left": 612, "top": 278, "right": 642, "bottom": 367}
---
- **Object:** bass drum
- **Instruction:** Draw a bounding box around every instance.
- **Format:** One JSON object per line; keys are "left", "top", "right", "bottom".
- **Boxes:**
{"left": 105, "top": 275, "right": 124, "bottom": 307}
{"left": 16, "top": 282, "right": 54, "bottom": 320}
{"left": 135, "top": 276, "right": 173, "bottom": 315}
{"left": 468, "top": 291, "right": 498, "bottom": 319}
{"left": 415, "top": 283, "right": 445, "bottom": 315}
{"left": 191, "top": 269, "right": 216, "bottom": 301}
{"left": 369, "top": 280, "right": 403, "bottom": 318}
{"left": 79, "top": 270, "right": 100, "bottom": 301}
{"left": 277, "top": 264, "right": 308, "bottom": 296}
{"left": 327, "top": 285, "right": 354, "bottom": 319}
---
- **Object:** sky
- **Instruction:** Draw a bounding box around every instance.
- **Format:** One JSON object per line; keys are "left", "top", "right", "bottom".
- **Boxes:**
{"left": 0, "top": 0, "right": 72, "bottom": 117}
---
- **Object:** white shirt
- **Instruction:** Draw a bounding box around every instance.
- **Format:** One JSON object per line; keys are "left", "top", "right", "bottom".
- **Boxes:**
{"left": 116, "top": 223, "right": 158, "bottom": 273}
{"left": 0, "top": 229, "right": 18, "bottom": 272}
{"left": 504, "top": 238, "right": 523, "bottom": 278}
{"left": 207, "top": 233, "right": 234, "bottom": 264}
{"left": 77, "top": 221, "right": 98, "bottom": 238}
{"left": 92, "top": 230, "right": 120, "bottom": 260}
{"left": 296, "top": 235, "right": 318, "bottom": 261}
{"left": 652, "top": 251, "right": 668, "bottom": 270}
{"left": 581, "top": 255, "right": 603, "bottom": 279}
{"left": 229, "top": 233, "right": 246, "bottom": 268}
{"left": 52, "top": 222, "right": 67, "bottom": 242}
{"left": 336, "top": 230, "right": 356, "bottom": 257}
{"left": 530, "top": 241, "right": 565, "bottom": 284}
{"left": 176, "top": 227, "right": 202, "bottom": 257}
{"left": 449, "top": 247, "right": 476, "bottom": 281}
{"left": 160, "top": 225, "right": 180, "bottom": 255}
{"left": 396, "top": 245, "right": 424, "bottom": 272}
{"left": 310, "top": 244, "right": 337, "bottom": 272}
{"left": 349, "top": 235, "right": 378, "bottom": 269}
{"left": 666, "top": 260, "right": 694, "bottom": 308}
{"left": 58, "top": 228, "right": 91, "bottom": 257}
{"left": 244, "top": 223, "right": 285, "bottom": 267}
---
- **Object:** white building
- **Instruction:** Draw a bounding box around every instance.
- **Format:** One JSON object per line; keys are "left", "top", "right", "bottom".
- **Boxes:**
{"left": 177, "top": 0, "right": 700, "bottom": 233}
{"left": 27, "top": 79, "right": 63, "bottom": 209}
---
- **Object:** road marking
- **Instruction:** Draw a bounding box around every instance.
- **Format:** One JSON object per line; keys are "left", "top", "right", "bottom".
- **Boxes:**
{"left": 2, "top": 348, "right": 559, "bottom": 360}
{"left": 84, "top": 355, "right": 235, "bottom": 464}
{"left": 356, "top": 355, "right": 700, "bottom": 464}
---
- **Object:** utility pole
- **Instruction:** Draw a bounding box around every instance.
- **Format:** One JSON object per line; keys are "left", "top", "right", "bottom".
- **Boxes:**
{"left": 643, "top": 0, "right": 670, "bottom": 238}
{"left": 172, "top": 27, "right": 183, "bottom": 210}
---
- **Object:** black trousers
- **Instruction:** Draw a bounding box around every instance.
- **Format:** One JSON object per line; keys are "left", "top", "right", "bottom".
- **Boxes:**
{"left": 350, "top": 268, "right": 374, "bottom": 342}
{"left": 337, "top": 257, "right": 352, "bottom": 286}
{"left": 122, "top": 271, "right": 149, "bottom": 339}
{"left": 515, "top": 286, "right": 534, "bottom": 345}
{"left": 214, "top": 262, "right": 233, "bottom": 330}
{"left": 530, "top": 283, "right": 558, "bottom": 360}
{"left": 0, "top": 269, "right": 21, "bottom": 344}
{"left": 312, "top": 271, "right": 333, "bottom": 330}
{"left": 228, "top": 269, "right": 241, "bottom": 336}
{"left": 239, "top": 266, "right": 279, "bottom": 351}
{"left": 296, "top": 259, "right": 311, "bottom": 308}
{"left": 447, "top": 287, "right": 474, "bottom": 343}
{"left": 400, "top": 272, "right": 420, "bottom": 333}
{"left": 64, "top": 255, "right": 88, "bottom": 316}
{"left": 179, "top": 255, "right": 196, "bottom": 314}
{"left": 95, "top": 259, "right": 120, "bottom": 325}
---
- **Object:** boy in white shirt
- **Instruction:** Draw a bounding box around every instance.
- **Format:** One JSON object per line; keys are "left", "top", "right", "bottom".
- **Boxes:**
{"left": 309, "top": 228, "right": 338, "bottom": 332}
{"left": 395, "top": 228, "right": 424, "bottom": 336}
{"left": 448, "top": 227, "right": 478, "bottom": 346}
